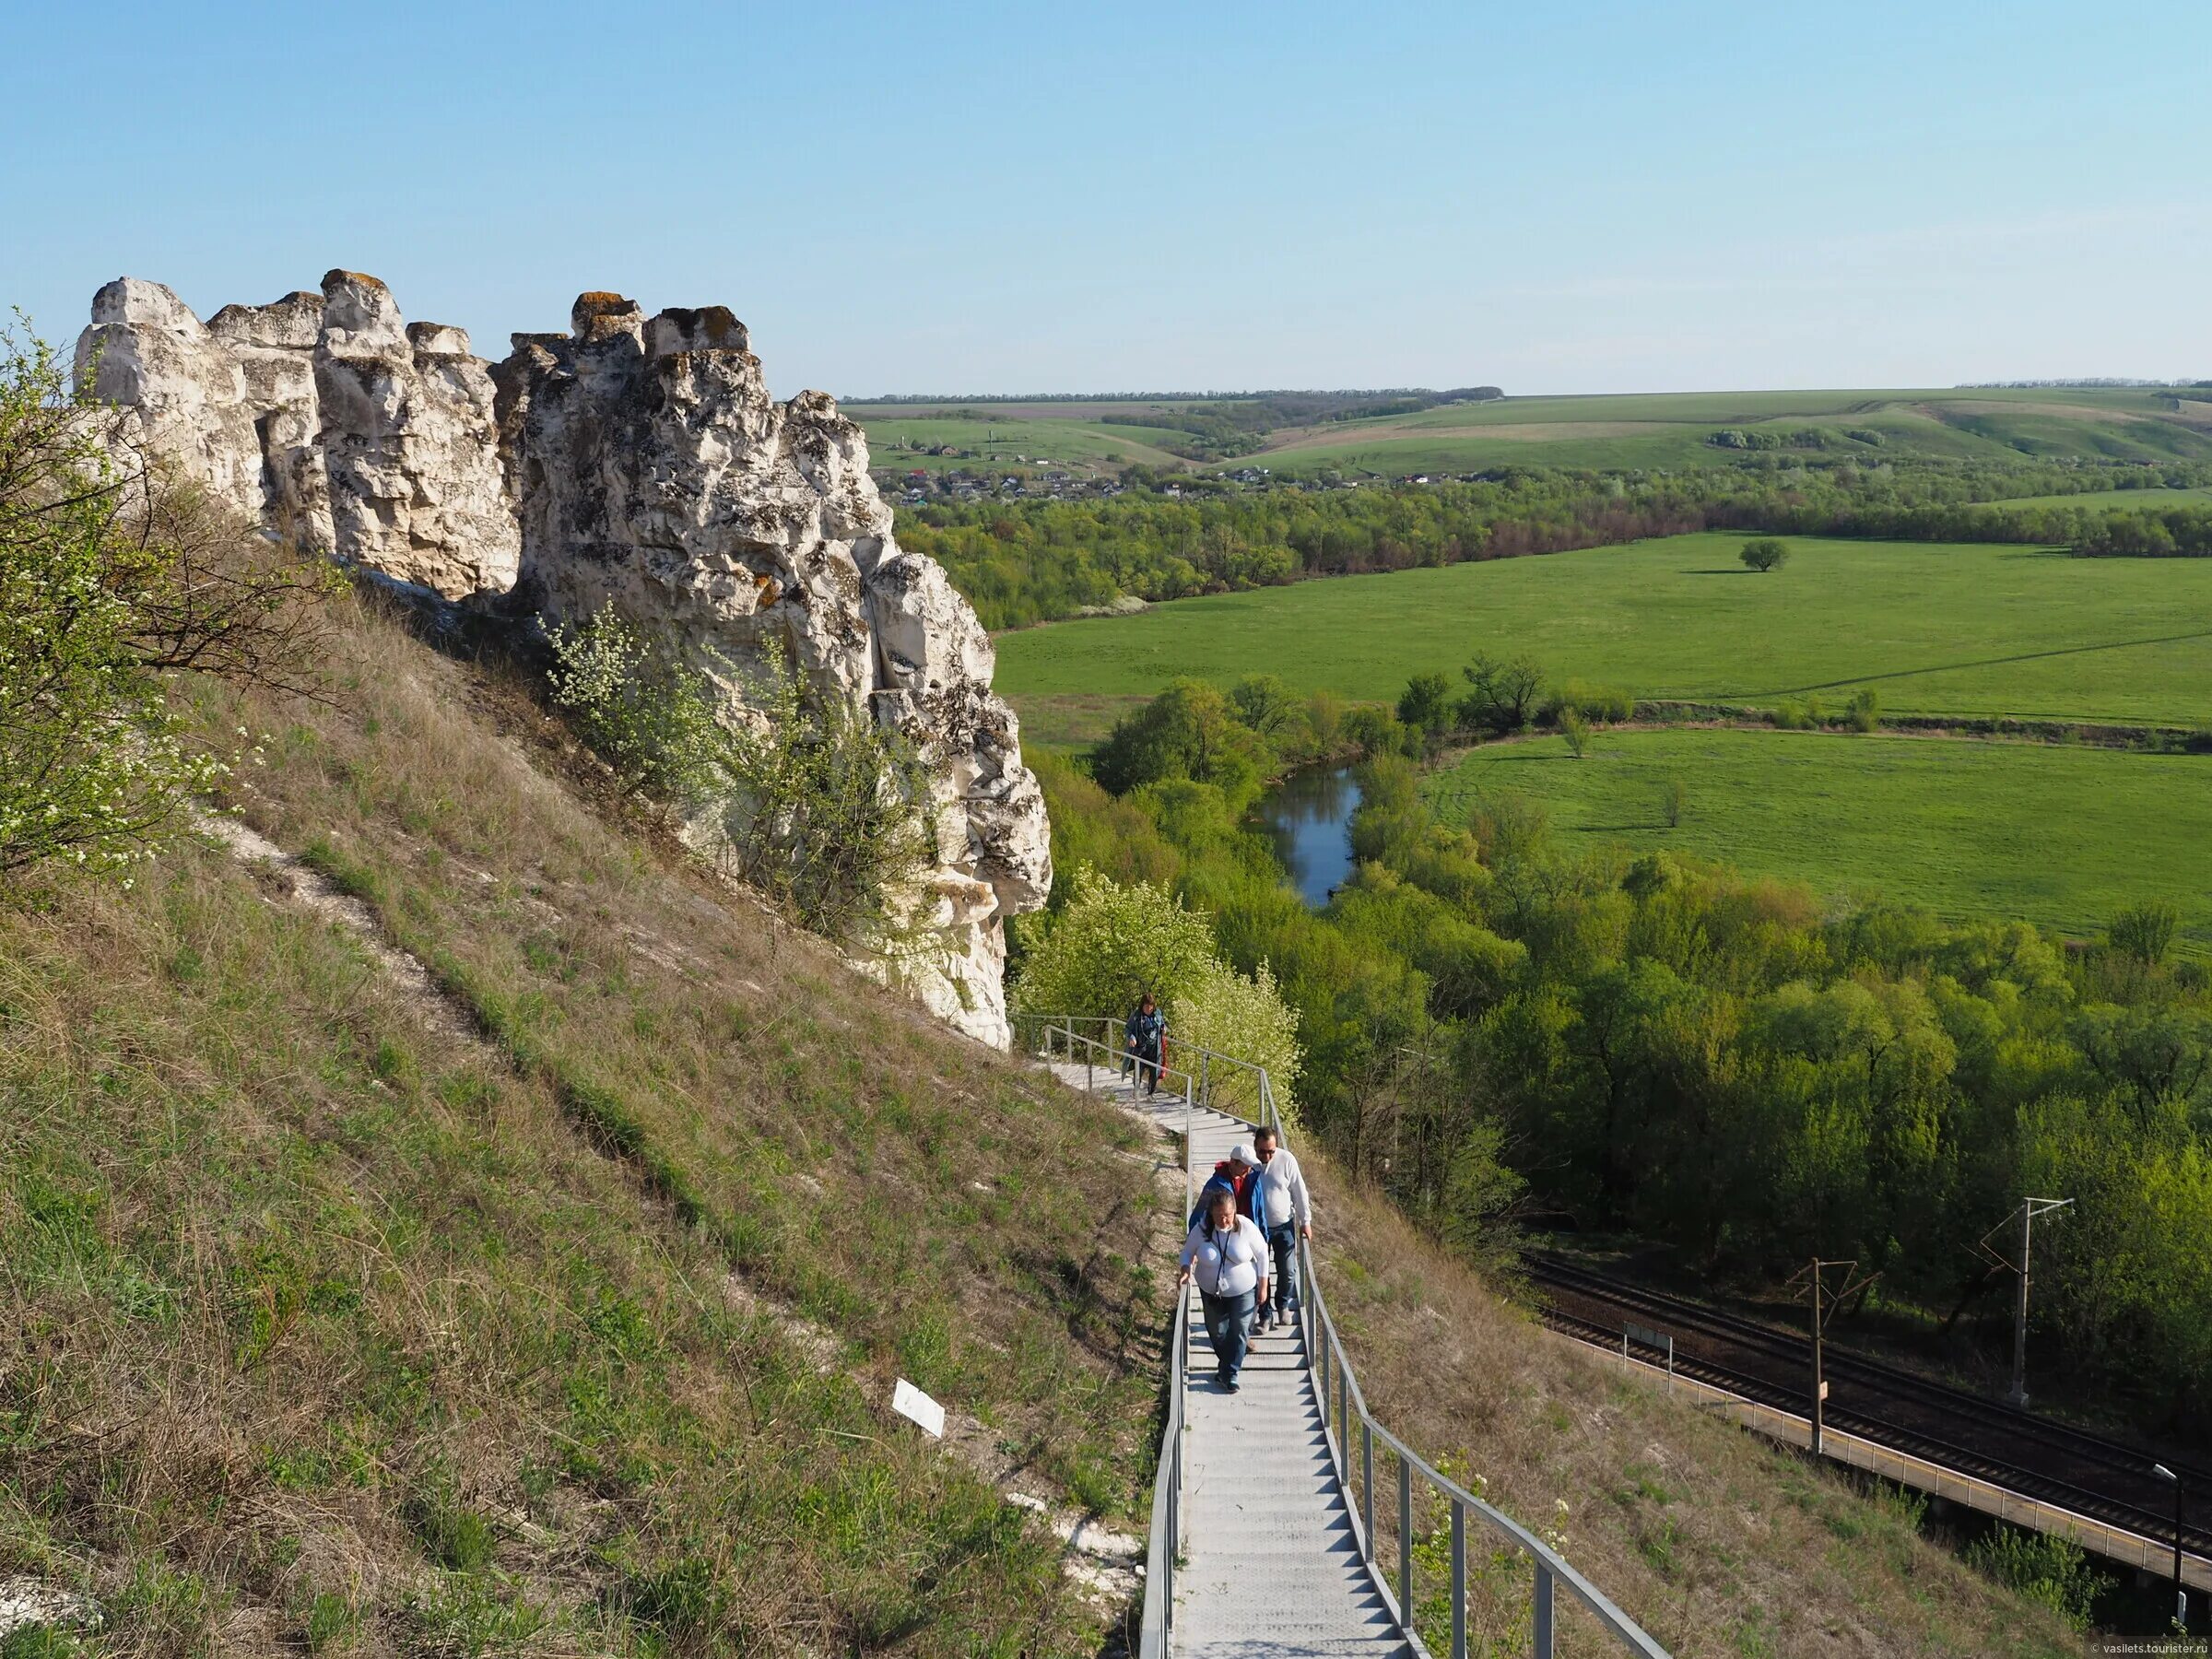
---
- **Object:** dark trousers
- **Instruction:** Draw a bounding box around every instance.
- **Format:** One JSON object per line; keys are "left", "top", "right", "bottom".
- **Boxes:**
{"left": 1200, "top": 1288, "right": 1256, "bottom": 1382}
{"left": 1133, "top": 1044, "right": 1161, "bottom": 1094}
{"left": 1265, "top": 1222, "right": 1300, "bottom": 1314}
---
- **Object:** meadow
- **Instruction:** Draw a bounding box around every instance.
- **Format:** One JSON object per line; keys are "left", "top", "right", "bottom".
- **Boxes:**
{"left": 994, "top": 531, "right": 2212, "bottom": 729}
{"left": 1424, "top": 727, "right": 2212, "bottom": 950}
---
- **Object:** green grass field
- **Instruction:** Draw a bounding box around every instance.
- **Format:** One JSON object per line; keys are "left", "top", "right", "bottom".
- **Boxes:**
{"left": 848, "top": 386, "right": 2212, "bottom": 478}
{"left": 1982, "top": 486, "right": 2212, "bottom": 511}
{"left": 995, "top": 532, "right": 2212, "bottom": 727}
{"left": 1423, "top": 727, "right": 2212, "bottom": 950}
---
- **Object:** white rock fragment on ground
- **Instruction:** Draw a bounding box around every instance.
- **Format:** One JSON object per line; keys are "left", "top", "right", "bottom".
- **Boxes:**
{"left": 0, "top": 1577, "right": 99, "bottom": 1640}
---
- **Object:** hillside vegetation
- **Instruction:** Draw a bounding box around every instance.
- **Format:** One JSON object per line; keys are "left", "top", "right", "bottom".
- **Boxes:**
{"left": 1, "top": 594, "right": 1172, "bottom": 1655}
{"left": 1030, "top": 675, "right": 2212, "bottom": 1442}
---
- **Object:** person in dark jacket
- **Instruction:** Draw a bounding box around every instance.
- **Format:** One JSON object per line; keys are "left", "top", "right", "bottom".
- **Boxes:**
{"left": 1124, "top": 993, "right": 1168, "bottom": 1096}
{"left": 1189, "top": 1143, "right": 1258, "bottom": 1231}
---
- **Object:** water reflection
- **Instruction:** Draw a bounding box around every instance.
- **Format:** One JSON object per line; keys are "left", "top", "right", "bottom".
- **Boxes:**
{"left": 1258, "top": 766, "right": 1361, "bottom": 909}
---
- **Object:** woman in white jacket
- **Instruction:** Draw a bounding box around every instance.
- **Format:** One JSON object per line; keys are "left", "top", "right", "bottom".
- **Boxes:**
{"left": 1178, "top": 1185, "right": 1270, "bottom": 1393}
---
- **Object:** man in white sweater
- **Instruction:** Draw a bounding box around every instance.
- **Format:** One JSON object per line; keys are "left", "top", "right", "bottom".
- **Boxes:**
{"left": 1250, "top": 1124, "right": 1312, "bottom": 1332}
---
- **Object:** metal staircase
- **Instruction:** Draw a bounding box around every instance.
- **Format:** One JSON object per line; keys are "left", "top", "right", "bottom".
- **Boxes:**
{"left": 1034, "top": 1018, "right": 1669, "bottom": 1659}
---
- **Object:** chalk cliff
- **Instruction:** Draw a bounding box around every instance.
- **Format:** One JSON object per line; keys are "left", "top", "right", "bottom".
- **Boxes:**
{"left": 76, "top": 274, "right": 1051, "bottom": 1047}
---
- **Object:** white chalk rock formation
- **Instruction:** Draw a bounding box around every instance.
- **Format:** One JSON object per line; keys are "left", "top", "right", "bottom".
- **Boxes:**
{"left": 76, "top": 274, "right": 518, "bottom": 599}
{"left": 497, "top": 293, "right": 1052, "bottom": 1045}
{"left": 314, "top": 271, "right": 519, "bottom": 596}
{"left": 77, "top": 275, "right": 1050, "bottom": 1047}
{"left": 74, "top": 278, "right": 266, "bottom": 520}
{"left": 207, "top": 289, "right": 333, "bottom": 551}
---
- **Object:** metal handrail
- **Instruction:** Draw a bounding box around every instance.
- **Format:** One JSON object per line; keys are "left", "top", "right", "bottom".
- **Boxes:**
{"left": 1138, "top": 1277, "right": 1190, "bottom": 1659}
{"left": 1041, "top": 1016, "right": 1670, "bottom": 1659}
{"left": 1300, "top": 1234, "right": 1669, "bottom": 1657}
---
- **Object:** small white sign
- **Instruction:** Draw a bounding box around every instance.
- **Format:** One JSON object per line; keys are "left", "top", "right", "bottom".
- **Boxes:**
{"left": 893, "top": 1378, "right": 946, "bottom": 1439}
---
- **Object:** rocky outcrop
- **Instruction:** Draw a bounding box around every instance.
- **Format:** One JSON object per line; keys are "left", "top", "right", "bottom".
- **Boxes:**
{"left": 207, "top": 289, "right": 332, "bottom": 551}
{"left": 76, "top": 275, "right": 517, "bottom": 599}
{"left": 497, "top": 292, "right": 1051, "bottom": 1044}
{"left": 75, "top": 278, "right": 266, "bottom": 520}
{"left": 76, "top": 274, "right": 1052, "bottom": 1048}
{"left": 313, "top": 272, "right": 518, "bottom": 596}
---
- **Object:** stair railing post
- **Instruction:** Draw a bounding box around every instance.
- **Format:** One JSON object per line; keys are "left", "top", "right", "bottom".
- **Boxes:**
{"left": 1317, "top": 1322, "right": 1330, "bottom": 1438}
{"left": 1360, "top": 1419, "right": 1375, "bottom": 1560}
{"left": 1201, "top": 1050, "right": 1211, "bottom": 1112}
{"left": 1534, "top": 1560, "right": 1556, "bottom": 1659}
{"left": 1336, "top": 1364, "right": 1349, "bottom": 1483}
{"left": 1450, "top": 1497, "right": 1468, "bottom": 1659}
{"left": 1397, "top": 1454, "right": 1413, "bottom": 1618}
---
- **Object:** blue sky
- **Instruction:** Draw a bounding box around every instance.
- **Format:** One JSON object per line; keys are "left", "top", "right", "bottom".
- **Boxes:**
{"left": 5, "top": 1, "right": 2207, "bottom": 397}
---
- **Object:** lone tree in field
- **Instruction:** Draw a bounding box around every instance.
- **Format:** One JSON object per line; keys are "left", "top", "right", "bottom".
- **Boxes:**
{"left": 1741, "top": 537, "right": 1790, "bottom": 572}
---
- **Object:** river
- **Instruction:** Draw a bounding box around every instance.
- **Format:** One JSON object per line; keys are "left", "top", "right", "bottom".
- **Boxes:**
{"left": 1257, "top": 765, "right": 1361, "bottom": 908}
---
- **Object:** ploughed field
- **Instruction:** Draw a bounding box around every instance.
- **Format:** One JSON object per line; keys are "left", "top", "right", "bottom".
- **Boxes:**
{"left": 1425, "top": 728, "right": 2212, "bottom": 952}
{"left": 994, "top": 532, "right": 2212, "bottom": 726}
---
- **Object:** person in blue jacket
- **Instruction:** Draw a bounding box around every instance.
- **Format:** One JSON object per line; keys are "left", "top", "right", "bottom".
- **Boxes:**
{"left": 1189, "top": 1143, "right": 1257, "bottom": 1231}
{"left": 1124, "top": 992, "right": 1168, "bottom": 1097}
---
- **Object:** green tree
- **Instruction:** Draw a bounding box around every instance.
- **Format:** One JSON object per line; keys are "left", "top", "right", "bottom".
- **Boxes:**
{"left": 545, "top": 608, "right": 721, "bottom": 807}
{"left": 2109, "top": 899, "right": 2181, "bottom": 966}
{"left": 1174, "top": 958, "right": 1303, "bottom": 1126}
{"left": 1011, "top": 868, "right": 1222, "bottom": 1026}
{"left": 712, "top": 641, "right": 934, "bottom": 946}
{"left": 1394, "top": 671, "right": 1455, "bottom": 740}
{"left": 2, "top": 321, "right": 334, "bottom": 883}
{"left": 1740, "top": 537, "right": 1789, "bottom": 572}
{"left": 1092, "top": 677, "right": 1265, "bottom": 805}
{"left": 1457, "top": 653, "right": 1545, "bottom": 734}
{"left": 1558, "top": 706, "right": 1592, "bottom": 758}
{"left": 1228, "top": 672, "right": 1300, "bottom": 741}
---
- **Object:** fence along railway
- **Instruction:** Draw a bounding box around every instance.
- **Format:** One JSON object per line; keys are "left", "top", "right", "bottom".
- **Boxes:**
{"left": 1526, "top": 1253, "right": 2212, "bottom": 1589}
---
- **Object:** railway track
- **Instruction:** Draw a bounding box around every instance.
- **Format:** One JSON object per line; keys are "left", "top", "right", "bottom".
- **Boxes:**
{"left": 1525, "top": 1252, "right": 2212, "bottom": 1557}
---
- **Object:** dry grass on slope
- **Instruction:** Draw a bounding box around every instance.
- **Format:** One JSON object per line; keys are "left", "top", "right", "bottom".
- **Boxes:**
{"left": 0, "top": 593, "right": 1173, "bottom": 1656}
{"left": 1307, "top": 1157, "right": 2084, "bottom": 1659}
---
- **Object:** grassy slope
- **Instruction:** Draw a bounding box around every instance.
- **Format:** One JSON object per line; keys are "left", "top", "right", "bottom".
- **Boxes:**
{"left": 1314, "top": 1167, "right": 2080, "bottom": 1657}
{"left": 1426, "top": 728, "right": 2212, "bottom": 951}
{"left": 994, "top": 532, "right": 2212, "bottom": 724}
{"left": 0, "top": 595, "right": 1170, "bottom": 1656}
